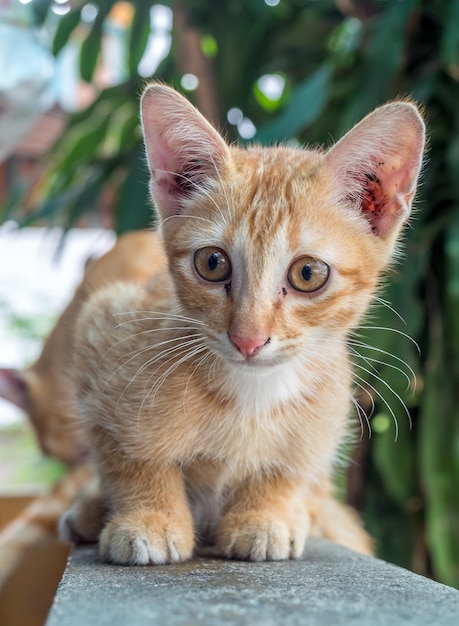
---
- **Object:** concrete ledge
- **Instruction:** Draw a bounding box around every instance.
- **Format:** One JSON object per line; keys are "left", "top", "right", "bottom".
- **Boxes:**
{"left": 46, "top": 540, "right": 459, "bottom": 626}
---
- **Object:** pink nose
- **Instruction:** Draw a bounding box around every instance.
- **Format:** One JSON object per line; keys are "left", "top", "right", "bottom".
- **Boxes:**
{"left": 229, "top": 334, "right": 269, "bottom": 358}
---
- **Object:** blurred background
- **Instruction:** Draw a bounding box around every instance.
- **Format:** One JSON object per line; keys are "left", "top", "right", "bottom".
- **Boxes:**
{"left": 0, "top": 0, "right": 458, "bottom": 602}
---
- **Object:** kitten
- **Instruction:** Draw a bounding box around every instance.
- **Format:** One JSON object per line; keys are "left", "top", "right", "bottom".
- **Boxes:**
{"left": 0, "top": 232, "right": 165, "bottom": 585}
{"left": 0, "top": 463, "right": 91, "bottom": 588}
{"left": 0, "top": 230, "right": 166, "bottom": 465}
{"left": 61, "top": 84, "right": 425, "bottom": 565}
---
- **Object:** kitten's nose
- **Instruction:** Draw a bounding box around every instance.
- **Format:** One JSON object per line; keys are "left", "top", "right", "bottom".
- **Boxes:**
{"left": 229, "top": 334, "right": 269, "bottom": 358}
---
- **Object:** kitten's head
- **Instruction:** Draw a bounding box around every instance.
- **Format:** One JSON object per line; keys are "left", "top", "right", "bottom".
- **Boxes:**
{"left": 141, "top": 84, "right": 425, "bottom": 368}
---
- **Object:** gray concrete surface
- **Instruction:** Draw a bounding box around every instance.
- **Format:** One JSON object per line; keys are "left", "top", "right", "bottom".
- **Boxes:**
{"left": 46, "top": 540, "right": 459, "bottom": 626}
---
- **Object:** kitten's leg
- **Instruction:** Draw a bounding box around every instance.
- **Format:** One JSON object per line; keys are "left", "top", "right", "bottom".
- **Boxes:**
{"left": 59, "top": 476, "right": 107, "bottom": 544}
{"left": 98, "top": 460, "right": 194, "bottom": 566}
{"left": 217, "top": 475, "right": 310, "bottom": 561}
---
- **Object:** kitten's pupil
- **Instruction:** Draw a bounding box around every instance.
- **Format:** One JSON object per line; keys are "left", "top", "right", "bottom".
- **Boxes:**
{"left": 208, "top": 254, "right": 219, "bottom": 272}
{"left": 302, "top": 265, "right": 312, "bottom": 281}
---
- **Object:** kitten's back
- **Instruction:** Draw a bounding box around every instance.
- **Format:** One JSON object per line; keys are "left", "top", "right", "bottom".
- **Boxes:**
{"left": 0, "top": 230, "right": 166, "bottom": 464}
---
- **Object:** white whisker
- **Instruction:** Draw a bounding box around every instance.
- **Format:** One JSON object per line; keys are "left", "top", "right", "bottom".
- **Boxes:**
{"left": 112, "top": 311, "right": 208, "bottom": 327}
{"left": 350, "top": 347, "right": 413, "bottom": 392}
{"left": 118, "top": 332, "right": 202, "bottom": 359}
{"left": 372, "top": 296, "right": 407, "bottom": 325}
{"left": 351, "top": 368, "right": 410, "bottom": 441}
{"left": 182, "top": 351, "right": 214, "bottom": 417}
{"left": 101, "top": 326, "right": 204, "bottom": 363}
{"left": 105, "top": 334, "right": 203, "bottom": 387}
{"left": 296, "top": 349, "right": 371, "bottom": 440}
{"left": 348, "top": 339, "right": 417, "bottom": 386}
{"left": 144, "top": 344, "right": 208, "bottom": 410}
{"left": 356, "top": 326, "right": 421, "bottom": 355}
{"left": 131, "top": 342, "right": 208, "bottom": 425}
{"left": 115, "top": 338, "right": 206, "bottom": 417}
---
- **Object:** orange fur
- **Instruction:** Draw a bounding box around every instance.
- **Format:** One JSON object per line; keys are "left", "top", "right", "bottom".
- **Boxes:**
{"left": 0, "top": 463, "right": 91, "bottom": 587}
{"left": 0, "top": 230, "right": 166, "bottom": 464}
{"left": 60, "top": 84, "right": 425, "bottom": 564}
{"left": 0, "top": 232, "right": 165, "bottom": 586}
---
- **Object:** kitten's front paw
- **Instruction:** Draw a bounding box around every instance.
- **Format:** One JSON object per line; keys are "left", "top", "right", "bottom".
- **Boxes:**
{"left": 99, "top": 510, "right": 194, "bottom": 565}
{"left": 217, "top": 511, "right": 308, "bottom": 561}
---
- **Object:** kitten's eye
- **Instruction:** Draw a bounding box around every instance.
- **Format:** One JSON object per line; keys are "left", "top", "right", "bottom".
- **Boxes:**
{"left": 288, "top": 256, "right": 330, "bottom": 293}
{"left": 194, "top": 247, "right": 232, "bottom": 282}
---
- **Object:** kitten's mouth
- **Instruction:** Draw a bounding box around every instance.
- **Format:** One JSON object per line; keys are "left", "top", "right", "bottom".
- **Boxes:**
{"left": 228, "top": 352, "right": 283, "bottom": 369}
{"left": 239, "top": 357, "right": 271, "bottom": 368}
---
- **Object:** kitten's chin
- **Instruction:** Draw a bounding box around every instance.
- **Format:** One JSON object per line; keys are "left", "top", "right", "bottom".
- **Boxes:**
{"left": 225, "top": 352, "right": 293, "bottom": 371}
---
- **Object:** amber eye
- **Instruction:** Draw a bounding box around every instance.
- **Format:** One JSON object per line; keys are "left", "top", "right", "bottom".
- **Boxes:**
{"left": 194, "top": 247, "right": 232, "bottom": 282}
{"left": 287, "top": 256, "right": 330, "bottom": 293}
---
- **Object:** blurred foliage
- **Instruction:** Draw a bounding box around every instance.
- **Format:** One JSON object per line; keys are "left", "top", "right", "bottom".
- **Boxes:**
{"left": 3, "top": 0, "right": 459, "bottom": 587}
{"left": 0, "top": 424, "right": 67, "bottom": 490}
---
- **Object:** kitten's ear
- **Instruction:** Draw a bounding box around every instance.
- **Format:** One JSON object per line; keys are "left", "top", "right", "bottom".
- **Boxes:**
{"left": 0, "top": 368, "right": 29, "bottom": 411}
{"left": 141, "top": 84, "right": 230, "bottom": 220}
{"left": 326, "top": 101, "right": 425, "bottom": 240}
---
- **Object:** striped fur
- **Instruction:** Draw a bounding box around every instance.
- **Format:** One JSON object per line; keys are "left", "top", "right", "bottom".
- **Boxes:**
{"left": 60, "top": 85, "right": 425, "bottom": 565}
{"left": 0, "top": 233, "right": 166, "bottom": 586}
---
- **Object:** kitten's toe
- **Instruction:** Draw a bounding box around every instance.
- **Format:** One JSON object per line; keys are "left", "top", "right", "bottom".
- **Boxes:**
{"left": 99, "top": 510, "right": 194, "bottom": 565}
{"left": 217, "top": 512, "right": 308, "bottom": 561}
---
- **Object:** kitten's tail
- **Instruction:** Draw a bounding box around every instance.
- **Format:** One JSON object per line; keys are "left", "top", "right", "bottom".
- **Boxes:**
{"left": 0, "top": 463, "right": 92, "bottom": 588}
{"left": 311, "top": 498, "right": 374, "bottom": 556}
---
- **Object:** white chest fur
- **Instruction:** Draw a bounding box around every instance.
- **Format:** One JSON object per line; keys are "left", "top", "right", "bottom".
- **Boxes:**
{"left": 219, "top": 359, "right": 305, "bottom": 417}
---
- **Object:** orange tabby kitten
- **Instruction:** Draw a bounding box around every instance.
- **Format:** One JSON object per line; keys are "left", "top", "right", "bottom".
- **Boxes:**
{"left": 0, "top": 232, "right": 165, "bottom": 585}
{"left": 61, "top": 84, "right": 425, "bottom": 565}
{"left": 0, "top": 463, "right": 91, "bottom": 588}
{"left": 0, "top": 230, "right": 166, "bottom": 465}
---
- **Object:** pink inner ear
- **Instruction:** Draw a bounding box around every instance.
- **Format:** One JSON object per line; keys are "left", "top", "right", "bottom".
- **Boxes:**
{"left": 0, "top": 368, "right": 29, "bottom": 411}
{"left": 141, "top": 85, "right": 230, "bottom": 220}
{"left": 356, "top": 151, "right": 420, "bottom": 236}
{"left": 360, "top": 173, "right": 385, "bottom": 232}
{"left": 326, "top": 102, "right": 425, "bottom": 239}
{"left": 147, "top": 140, "right": 184, "bottom": 216}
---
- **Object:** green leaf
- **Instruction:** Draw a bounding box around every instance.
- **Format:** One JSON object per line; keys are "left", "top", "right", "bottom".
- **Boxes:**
{"left": 63, "top": 162, "right": 118, "bottom": 230}
{"left": 18, "top": 190, "right": 79, "bottom": 227}
{"left": 80, "top": 27, "right": 102, "bottom": 83}
{"left": 56, "top": 113, "right": 112, "bottom": 177}
{"left": 373, "top": 410, "right": 416, "bottom": 507}
{"left": 255, "top": 63, "right": 333, "bottom": 143}
{"left": 53, "top": 8, "right": 82, "bottom": 56}
{"left": 445, "top": 209, "right": 459, "bottom": 303}
{"left": 114, "top": 147, "right": 152, "bottom": 234}
{"left": 31, "top": 0, "right": 53, "bottom": 25}
{"left": 363, "top": 457, "right": 414, "bottom": 568}
{"left": 128, "top": 2, "right": 152, "bottom": 75}
{"left": 339, "top": 0, "right": 418, "bottom": 130}
{"left": 117, "top": 111, "right": 141, "bottom": 153}
{"left": 69, "top": 85, "right": 127, "bottom": 127}
{"left": 441, "top": 0, "right": 459, "bottom": 66}
{"left": 420, "top": 352, "right": 459, "bottom": 588}
{"left": 80, "top": 0, "right": 114, "bottom": 83}
{"left": 0, "top": 182, "right": 28, "bottom": 223}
